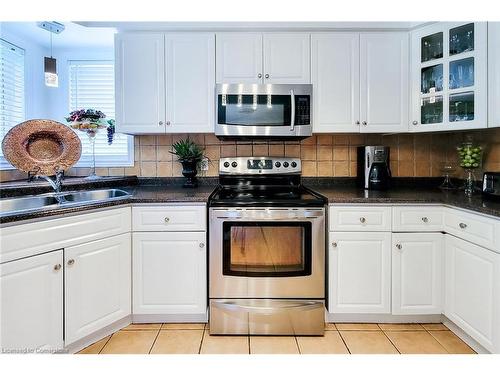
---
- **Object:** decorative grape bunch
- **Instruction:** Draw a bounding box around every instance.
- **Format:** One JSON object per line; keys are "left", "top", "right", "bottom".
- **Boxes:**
{"left": 457, "top": 142, "right": 482, "bottom": 169}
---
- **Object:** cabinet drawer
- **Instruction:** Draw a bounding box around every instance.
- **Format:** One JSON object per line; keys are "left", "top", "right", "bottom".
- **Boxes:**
{"left": 392, "top": 206, "right": 443, "bottom": 232}
{"left": 329, "top": 205, "right": 392, "bottom": 232}
{"left": 0, "top": 207, "right": 131, "bottom": 264}
{"left": 443, "top": 207, "right": 500, "bottom": 252}
{"left": 132, "top": 205, "right": 206, "bottom": 232}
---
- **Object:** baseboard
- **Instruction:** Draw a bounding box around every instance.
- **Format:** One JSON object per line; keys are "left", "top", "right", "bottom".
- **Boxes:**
{"left": 64, "top": 315, "right": 132, "bottom": 354}
{"left": 325, "top": 312, "right": 442, "bottom": 323}
{"left": 442, "top": 317, "right": 491, "bottom": 354}
{"left": 132, "top": 312, "right": 208, "bottom": 323}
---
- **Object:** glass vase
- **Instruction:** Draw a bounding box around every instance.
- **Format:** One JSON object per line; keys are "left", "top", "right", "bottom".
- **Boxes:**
{"left": 463, "top": 169, "right": 475, "bottom": 197}
{"left": 85, "top": 129, "right": 101, "bottom": 180}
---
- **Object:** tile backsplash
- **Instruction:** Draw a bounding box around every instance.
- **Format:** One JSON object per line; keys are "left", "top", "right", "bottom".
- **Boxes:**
{"left": 1, "top": 129, "right": 499, "bottom": 182}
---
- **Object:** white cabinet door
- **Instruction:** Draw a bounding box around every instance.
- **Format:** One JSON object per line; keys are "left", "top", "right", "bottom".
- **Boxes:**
{"left": 133, "top": 232, "right": 207, "bottom": 315}
{"left": 328, "top": 231, "right": 391, "bottom": 313}
{"left": 0, "top": 250, "right": 63, "bottom": 352}
{"left": 445, "top": 235, "right": 500, "bottom": 353}
{"left": 115, "top": 33, "right": 166, "bottom": 134}
{"left": 263, "top": 33, "right": 311, "bottom": 84}
{"left": 65, "top": 234, "right": 131, "bottom": 345}
{"left": 360, "top": 33, "right": 409, "bottom": 133}
{"left": 488, "top": 22, "right": 500, "bottom": 128}
{"left": 392, "top": 233, "right": 443, "bottom": 315}
{"left": 312, "top": 33, "right": 360, "bottom": 132}
{"left": 165, "top": 33, "right": 215, "bottom": 133}
{"left": 216, "top": 33, "right": 263, "bottom": 84}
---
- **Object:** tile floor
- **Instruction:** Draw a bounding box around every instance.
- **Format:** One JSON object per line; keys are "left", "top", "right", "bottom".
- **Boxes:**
{"left": 76, "top": 323, "right": 476, "bottom": 355}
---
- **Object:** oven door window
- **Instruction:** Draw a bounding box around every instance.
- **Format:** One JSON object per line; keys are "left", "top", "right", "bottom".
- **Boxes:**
{"left": 222, "top": 222, "right": 312, "bottom": 277}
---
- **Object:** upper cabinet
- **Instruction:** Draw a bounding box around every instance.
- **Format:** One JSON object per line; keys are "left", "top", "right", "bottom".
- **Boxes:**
{"left": 488, "top": 22, "right": 500, "bottom": 128}
{"left": 115, "top": 33, "right": 215, "bottom": 134}
{"left": 410, "top": 22, "right": 487, "bottom": 132}
{"left": 312, "top": 32, "right": 408, "bottom": 133}
{"left": 216, "top": 33, "right": 311, "bottom": 84}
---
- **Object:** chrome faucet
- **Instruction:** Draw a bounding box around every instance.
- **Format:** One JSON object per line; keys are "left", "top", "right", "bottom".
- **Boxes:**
{"left": 37, "top": 170, "right": 64, "bottom": 196}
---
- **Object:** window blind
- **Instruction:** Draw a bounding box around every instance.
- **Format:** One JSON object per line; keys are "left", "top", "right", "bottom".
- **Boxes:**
{"left": 68, "top": 60, "right": 133, "bottom": 166}
{"left": 0, "top": 39, "right": 25, "bottom": 164}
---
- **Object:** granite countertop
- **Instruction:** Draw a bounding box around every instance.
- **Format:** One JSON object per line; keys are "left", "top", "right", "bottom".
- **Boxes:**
{"left": 1, "top": 177, "right": 499, "bottom": 224}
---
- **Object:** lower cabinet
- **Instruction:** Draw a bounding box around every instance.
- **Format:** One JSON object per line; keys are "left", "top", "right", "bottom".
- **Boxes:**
{"left": 445, "top": 235, "right": 500, "bottom": 353}
{"left": 0, "top": 250, "right": 64, "bottom": 352}
{"left": 64, "top": 233, "right": 131, "bottom": 345}
{"left": 132, "top": 231, "right": 207, "bottom": 315}
{"left": 392, "top": 232, "right": 443, "bottom": 315}
{"left": 328, "top": 231, "right": 391, "bottom": 313}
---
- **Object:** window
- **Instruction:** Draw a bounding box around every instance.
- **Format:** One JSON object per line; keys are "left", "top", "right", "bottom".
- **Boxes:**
{"left": 0, "top": 39, "right": 25, "bottom": 169}
{"left": 69, "top": 60, "right": 133, "bottom": 167}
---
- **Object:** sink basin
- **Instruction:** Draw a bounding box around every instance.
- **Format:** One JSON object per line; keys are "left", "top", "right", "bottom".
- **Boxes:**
{"left": 0, "top": 189, "right": 131, "bottom": 217}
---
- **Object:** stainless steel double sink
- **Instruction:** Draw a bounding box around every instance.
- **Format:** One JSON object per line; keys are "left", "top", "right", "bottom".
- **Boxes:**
{"left": 0, "top": 189, "right": 131, "bottom": 217}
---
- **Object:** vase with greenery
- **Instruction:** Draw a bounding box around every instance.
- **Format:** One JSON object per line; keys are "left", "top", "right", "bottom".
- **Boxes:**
{"left": 170, "top": 138, "right": 205, "bottom": 188}
{"left": 457, "top": 141, "right": 483, "bottom": 196}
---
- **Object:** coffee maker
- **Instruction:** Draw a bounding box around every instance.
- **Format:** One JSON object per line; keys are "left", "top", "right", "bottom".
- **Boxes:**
{"left": 357, "top": 146, "right": 391, "bottom": 190}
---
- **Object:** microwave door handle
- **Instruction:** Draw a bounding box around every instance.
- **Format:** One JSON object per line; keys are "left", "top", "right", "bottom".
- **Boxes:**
{"left": 290, "top": 89, "right": 295, "bottom": 132}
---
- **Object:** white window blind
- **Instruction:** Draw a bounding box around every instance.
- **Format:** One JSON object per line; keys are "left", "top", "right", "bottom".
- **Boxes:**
{"left": 0, "top": 39, "right": 25, "bottom": 168}
{"left": 69, "top": 60, "right": 133, "bottom": 167}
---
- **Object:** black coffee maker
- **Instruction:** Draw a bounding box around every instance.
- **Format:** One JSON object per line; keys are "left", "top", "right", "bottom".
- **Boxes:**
{"left": 357, "top": 146, "right": 391, "bottom": 190}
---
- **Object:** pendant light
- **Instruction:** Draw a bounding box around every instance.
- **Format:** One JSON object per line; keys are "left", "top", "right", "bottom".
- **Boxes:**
{"left": 37, "top": 21, "right": 65, "bottom": 88}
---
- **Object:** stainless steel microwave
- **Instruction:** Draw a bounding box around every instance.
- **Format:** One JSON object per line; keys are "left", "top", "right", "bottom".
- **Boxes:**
{"left": 215, "top": 84, "right": 312, "bottom": 139}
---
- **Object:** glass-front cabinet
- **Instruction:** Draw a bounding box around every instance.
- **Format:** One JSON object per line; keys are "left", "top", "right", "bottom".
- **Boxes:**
{"left": 410, "top": 22, "right": 487, "bottom": 132}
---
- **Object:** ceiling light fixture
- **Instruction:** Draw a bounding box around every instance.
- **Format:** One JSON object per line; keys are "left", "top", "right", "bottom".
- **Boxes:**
{"left": 37, "top": 21, "right": 65, "bottom": 88}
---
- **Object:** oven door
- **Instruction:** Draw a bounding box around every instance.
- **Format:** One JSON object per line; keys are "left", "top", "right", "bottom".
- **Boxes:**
{"left": 209, "top": 208, "right": 325, "bottom": 299}
{"left": 215, "top": 84, "right": 312, "bottom": 138}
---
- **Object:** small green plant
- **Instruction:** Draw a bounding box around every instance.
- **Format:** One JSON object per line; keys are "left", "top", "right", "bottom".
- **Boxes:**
{"left": 170, "top": 138, "right": 204, "bottom": 162}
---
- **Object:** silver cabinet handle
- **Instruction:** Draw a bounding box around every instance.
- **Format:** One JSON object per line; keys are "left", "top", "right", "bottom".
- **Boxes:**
{"left": 258, "top": 73, "right": 262, "bottom": 78}
{"left": 360, "top": 217, "right": 366, "bottom": 223}
{"left": 54, "top": 264, "right": 62, "bottom": 271}
{"left": 356, "top": 121, "right": 360, "bottom": 125}
{"left": 166, "top": 121, "right": 171, "bottom": 126}
{"left": 362, "top": 121, "right": 367, "bottom": 126}
{"left": 67, "top": 259, "right": 75, "bottom": 266}
{"left": 158, "top": 121, "right": 163, "bottom": 126}
{"left": 289, "top": 89, "right": 295, "bottom": 132}
{"left": 459, "top": 222, "right": 467, "bottom": 229}
{"left": 412, "top": 120, "right": 418, "bottom": 125}
{"left": 332, "top": 242, "right": 337, "bottom": 248}
{"left": 164, "top": 217, "right": 170, "bottom": 223}
{"left": 396, "top": 244, "right": 402, "bottom": 250}
{"left": 199, "top": 243, "right": 205, "bottom": 248}
{"left": 422, "top": 217, "right": 429, "bottom": 223}
{"left": 265, "top": 73, "right": 270, "bottom": 79}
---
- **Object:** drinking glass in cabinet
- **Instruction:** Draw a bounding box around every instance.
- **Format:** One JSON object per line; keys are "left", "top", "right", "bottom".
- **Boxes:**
{"left": 449, "top": 58, "right": 474, "bottom": 90}
{"left": 450, "top": 23, "right": 474, "bottom": 56}
{"left": 421, "top": 64, "right": 443, "bottom": 94}
{"left": 449, "top": 92, "right": 474, "bottom": 122}
{"left": 421, "top": 32, "right": 443, "bottom": 62}
{"left": 421, "top": 96, "right": 443, "bottom": 124}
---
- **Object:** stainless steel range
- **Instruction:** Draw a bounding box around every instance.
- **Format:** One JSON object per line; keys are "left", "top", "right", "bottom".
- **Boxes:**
{"left": 208, "top": 157, "right": 327, "bottom": 335}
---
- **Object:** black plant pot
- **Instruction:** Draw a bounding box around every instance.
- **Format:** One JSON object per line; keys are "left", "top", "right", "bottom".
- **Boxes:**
{"left": 180, "top": 160, "right": 199, "bottom": 188}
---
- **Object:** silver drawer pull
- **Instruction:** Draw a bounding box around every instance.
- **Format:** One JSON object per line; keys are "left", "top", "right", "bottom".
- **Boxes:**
{"left": 54, "top": 264, "right": 62, "bottom": 271}
{"left": 422, "top": 217, "right": 429, "bottom": 223}
{"left": 332, "top": 242, "right": 337, "bottom": 248}
{"left": 396, "top": 244, "right": 402, "bottom": 250}
{"left": 213, "top": 300, "right": 322, "bottom": 314}
{"left": 164, "top": 217, "right": 170, "bottom": 223}
{"left": 199, "top": 243, "right": 205, "bottom": 248}
{"left": 459, "top": 222, "right": 467, "bottom": 229}
{"left": 67, "top": 259, "right": 75, "bottom": 266}
{"left": 359, "top": 217, "right": 366, "bottom": 223}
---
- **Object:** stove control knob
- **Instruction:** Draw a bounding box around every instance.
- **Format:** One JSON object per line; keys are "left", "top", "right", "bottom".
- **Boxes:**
{"left": 275, "top": 161, "right": 281, "bottom": 168}
{"left": 231, "top": 161, "right": 238, "bottom": 168}
{"left": 223, "top": 162, "right": 230, "bottom": 168}
{"left": 283, "top": 161, "right": 289, "bottom": 168}
{"left": 291, "top": 161, "right": 297, "bottom": 168}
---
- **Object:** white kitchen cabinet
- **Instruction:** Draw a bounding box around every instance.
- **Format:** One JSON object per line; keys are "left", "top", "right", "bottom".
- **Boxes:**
{"left": 488, "top": 22, "right": 500, "bottom": 128}
{"left": 328, "top": 231, "right": 391, "bottom": 313}
{"left": 392, "top": 233, "right": 444, "bottom": 315}
{"left": 360, "top": 32, "right": 409, "bottom": 133}
{"left": 115, "top": 32, "right": 215, "bottom": 134}
{"left": 410, "top": 22, "right": 487, "bottom": 132}
{"left": 216, "top": 32, "right": 310, "bottom": 84}
{"left": 115, "top": 33, "right": 166, "bottom": 134}
{"left": 65, "top": 234, "right": 131, "bottom": 345}
{"left": 0, "top": 250, "right": 63, "bottom": 352}
{"left": 445, "top": 235, "right": 500, "bottom": 353}
{"left": 311, "top": 33, "right": 360, "bottom": 132}
{"left": 216, "top": 33, "right": 263, "bottom": 84}
{"left": 165, "top": 33, "right": 214, "bottom": 133}
{"left": 263, "top": 33, "right": 310, "bottom": 84}
{"left": 132, "top": 231, "right": 207, "bottom": 315}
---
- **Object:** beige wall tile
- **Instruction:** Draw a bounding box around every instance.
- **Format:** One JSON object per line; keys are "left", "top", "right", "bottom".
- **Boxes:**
{"left": 399, "top": 144, "right": 415, "bottom": 161}
{"left": 200, "top": 330, "right": 248, "bottom": 354}
{"left": 236, "top": 144, "right": 253, "bottom": 156}
{"left": 204, "top": 133, "right": 220, "bottom": 145}
{"left": 150, "top": 330, "right": 203, "bottom": 354}
{"left": 301, "top": 146, "right": 317, "bottom": 161}
{"left": 416, "top": 161, "right": 431, "bottom": 176}
{"left": 317, "top": 161, "right": 333, "bottom": 176}
{"left": 350, "top": 161, "right": 357, "bottom": 177}
{"left": 428, "top": 331, "right": 475, "bottom": 354}
{"left": 140, "top": 135, "right": 156, "bottom": 146}
{"left": 253, "top": 144, "right": 269, "bottom": 156}
{"left": 250, "top": 336, "right": 299, "bottom": 354}
{"left": 318, "top": 146, "right": 333, "bottom": 161}
{"left": 76, "top": 335, "right": 111, "bottom": 354}
{"left": 385, "top": 331, "right": 447, "bottom": 354}
{"left": 94, "top": 168, "right": 109, "bottom": 176}
{"left": 157, "top": 146, "right": 172, "bottom": 161}
{"left": 340, "top": 331, "right": 398, "bottom": 354}
{"left": 302, "top": 161, "right": 317, "bottom": 176}
{"left": 349, "top": 134, "right": 365, "bottom": 146}
{"left": 140, "top": 146, "right": 157, "bottom": 161}
{"left": 156, "top": 135, "right": 172, "bottom": 146}
{"left": 100, "top": 331, "right": 157, "bottom": 354}
{"left": 140, "top": 162, "right": 157, "bottom": 177}
{"left": 157, "top": 162, "right": 173, "bottom": 177}
{"left": 285, "top": 144, "right": 301, "bottom": 157}
{"left": 172, "top": 161, "right": 183, "bottom": 177}
{"left": 317, "top": 134, "right": 333, "bottom": 145}
{"left": 334, "top": 161, "right": 349, "bottom": 176}
{"left": 333, "top": 134, "right": 349, "bottom": 145}
{"left": 205, "top": 145, "right": 221, "bottom": 160}
{"left": 333, "top": 146, "right": 348, "bottom": 161}
{"left": 297, "top": 331, "right": 348, "bottom": 354}
{"left": 108, "top": 167, "right": 125, "bottom": 176}
{"left": 398, "top": 161, "right": 415, "bottom": 176}
{"left": 220, "top": 145, "right": 236, "bottom": 157}
{"left": 269, "top": 144, "right": 285, "bottom": 157}
{"left": 124, "top": 165, "right": 141, "bottom": 176}
{"left": 301, "top": 135, "right": 317, "bottom": 145}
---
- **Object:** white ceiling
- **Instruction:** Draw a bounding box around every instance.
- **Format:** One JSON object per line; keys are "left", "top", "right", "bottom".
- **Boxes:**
{"left": 1, "top": 22, "right": 116, "bottom": 49}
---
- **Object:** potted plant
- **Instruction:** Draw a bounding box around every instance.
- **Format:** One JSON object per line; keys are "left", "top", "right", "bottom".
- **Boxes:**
{"left": 170, "top": 138, "right": 205, "bottom": 188}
